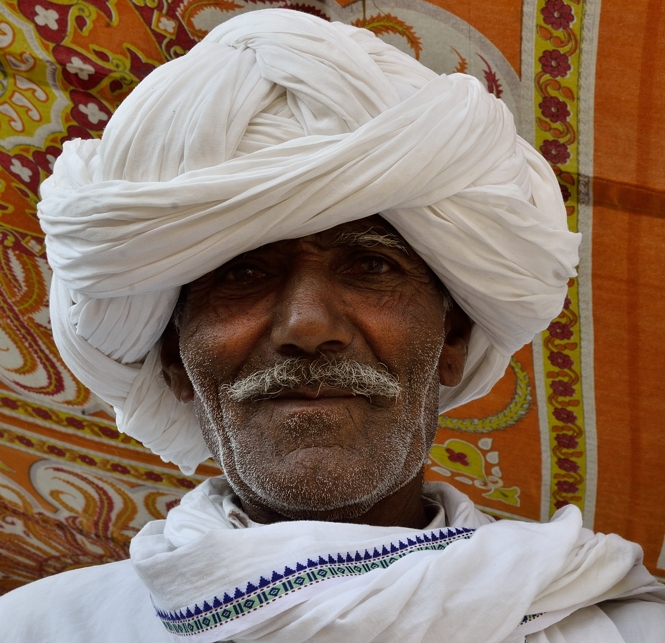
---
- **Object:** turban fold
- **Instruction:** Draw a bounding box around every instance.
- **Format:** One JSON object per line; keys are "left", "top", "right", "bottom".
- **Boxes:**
{"left": 38, "top": 9, "right": 580, "bottom": 474}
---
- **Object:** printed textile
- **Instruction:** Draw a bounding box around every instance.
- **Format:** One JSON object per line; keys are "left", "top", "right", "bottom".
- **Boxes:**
{"left": 0, "top": 0, "right": 664, "bottom": 593}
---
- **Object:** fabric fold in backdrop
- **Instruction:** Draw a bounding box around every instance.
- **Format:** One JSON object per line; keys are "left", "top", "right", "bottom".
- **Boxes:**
{"left": 129, "top": 480, "right": 665, "bottom": 642}
{"left": 38, "top": 9, "right": 581, "bottom": 473}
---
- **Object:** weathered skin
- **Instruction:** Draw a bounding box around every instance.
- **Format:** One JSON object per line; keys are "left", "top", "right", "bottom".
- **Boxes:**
{"left": 161, "top": 215, "right": 472, "bottom": 528}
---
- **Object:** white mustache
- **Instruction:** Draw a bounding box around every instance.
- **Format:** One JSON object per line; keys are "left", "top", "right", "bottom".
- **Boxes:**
{"left": 224, "top": 357, "right": 401, "bottom": 402}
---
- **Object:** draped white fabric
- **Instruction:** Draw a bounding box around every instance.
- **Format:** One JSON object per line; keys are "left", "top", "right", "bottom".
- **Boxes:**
{"left": 128, "top": 479, "right": 665, "bottom": 643}
{"left": 38, "top": 9, "right": 581, "bottom": 472}
{"left": 3, "top": 482, "right": 663, "bottom": 643}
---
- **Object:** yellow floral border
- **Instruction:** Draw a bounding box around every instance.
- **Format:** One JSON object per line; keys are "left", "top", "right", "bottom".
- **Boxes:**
{"left": 534, "top": 0, "right": 587, "bottom": 516}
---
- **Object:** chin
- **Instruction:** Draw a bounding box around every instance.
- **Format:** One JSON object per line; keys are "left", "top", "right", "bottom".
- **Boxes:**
{"left": 229, "top": 447, "right": 421, "bottom": 522}
{"left": 198, "top": 392, "right": 435, "bottom": 523}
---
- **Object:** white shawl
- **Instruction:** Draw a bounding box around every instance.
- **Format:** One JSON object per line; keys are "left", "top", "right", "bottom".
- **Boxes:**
{"left": 130, "top": 479, "right": 665, "bottom": 642}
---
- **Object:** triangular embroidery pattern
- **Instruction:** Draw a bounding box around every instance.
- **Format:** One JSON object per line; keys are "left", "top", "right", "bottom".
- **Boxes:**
{"left": 155, "top": 526, "right": 476, "bottom": 636}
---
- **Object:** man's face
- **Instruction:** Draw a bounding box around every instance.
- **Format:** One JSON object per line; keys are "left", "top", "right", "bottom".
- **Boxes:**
{"left": 171, "top": 216, "right": 460, "bottom": 522}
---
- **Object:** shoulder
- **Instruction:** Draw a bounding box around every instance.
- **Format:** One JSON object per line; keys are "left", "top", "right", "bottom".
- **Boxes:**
{"left": 0, "top": 559, "right": 171, "bottom": 643}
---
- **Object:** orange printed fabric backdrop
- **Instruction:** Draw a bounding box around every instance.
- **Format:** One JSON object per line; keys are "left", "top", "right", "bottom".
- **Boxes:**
{"left": 0, "top": 0, "right": 664, "bottom": 594}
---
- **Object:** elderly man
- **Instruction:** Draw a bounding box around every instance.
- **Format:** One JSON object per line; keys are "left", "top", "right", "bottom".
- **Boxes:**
{"left": 1, "top": 8, "right": 664, "bottom": 643}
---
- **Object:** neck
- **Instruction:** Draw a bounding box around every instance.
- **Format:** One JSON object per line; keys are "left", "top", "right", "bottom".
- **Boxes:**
{"left": 240, "top": 472, "right": 429, "bottom": 529}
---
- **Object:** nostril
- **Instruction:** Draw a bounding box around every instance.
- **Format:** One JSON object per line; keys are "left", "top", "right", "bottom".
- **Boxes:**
{"left": 278, "top": 343, "right": 311, "bottom": 358}
{"left": 271, "top": 310, "right": 353, "bottom": 356}
{"left": 289, "top": 339, "right": 348, "bottom": 356}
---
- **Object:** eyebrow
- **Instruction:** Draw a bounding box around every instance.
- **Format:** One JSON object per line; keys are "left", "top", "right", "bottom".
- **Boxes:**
{"left": 331, "top": 229, "right": 410, "bottom": 255}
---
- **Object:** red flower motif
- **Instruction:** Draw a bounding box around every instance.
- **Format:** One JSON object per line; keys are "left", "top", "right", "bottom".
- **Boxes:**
{"left": 66, "top": 416, "right": 85, "bottom": 430}
{"left": 554, "top": 499, "right": 570, "bottom": 509}
{"left": 555, "top": 433, "right": 579, "bottom": 448}
{"left": 446, "top": 448, "right": 470, "bottom": 466}
{"left": 177, "top": 478, "right": 196, "bottom": 489}
{"left": 550, "top": 380, "right": 575, "bottom": 397}
{"left": 34, "top": 408, "right": 51, "bottom": 420}
{"left": 540, "top": 140, "right": 571, "bottom": 165}
{"left": 539, "top": 50, "right": 572, "bottom": 78}
{"left": 539, "top": 96, "right": 570, "bottom": 123}
{"left": 557, "top": 457, "right": 579, "bottom": 472}
{"left": 559, "top": 183, "right": 571, "bottom": 202}
{"left": 556, "top": 480, "right": 579, "bottom": 494}
{"left": 47, "top": 445, "right": 66, "bottom": 457}
{"left": 79, "top": 454, "right": 97, "bottom": 466}
{"left": 0, "top": 397, "right": 19, "bottom": 410}
{"left": 111, "top": 463, "right": 130, "bottom": 475}
{"left": 541, "top": 0, "right": 574, "bottom": 30}
{"left": 548, "top": 351, "right": 574, "bottom": 369}
{"left": 144, "top": 471, "right": 164, "bottom": 483}
{"left": 553, "top": 407, "right": 577, "bottom": 424}
{"left": 563, "top": 296, "right": 572, "bottom": 310}
{"left": 17, "top": 435, "right": 34, "bottom": 447}
{"left": 99, "top": 426, "right": 119, "bottom": 440}
{"left": 548, "top": 321, "right": 573, "bottom": 339}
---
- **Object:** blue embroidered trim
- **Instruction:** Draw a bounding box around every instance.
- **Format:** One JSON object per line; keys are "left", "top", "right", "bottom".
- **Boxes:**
{"left": 520, "top": 612, "right": 544, "bottom": 624}
{"left": 156, "top": 526, "right": 475, "bottom": 636}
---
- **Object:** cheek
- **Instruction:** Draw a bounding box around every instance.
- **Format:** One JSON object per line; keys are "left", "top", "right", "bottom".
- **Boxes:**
{"left": 351, "top": 288, "right": 446, "bottom": 372}
{"left": 180, "top": 301, "right": 272, "bottom": 384}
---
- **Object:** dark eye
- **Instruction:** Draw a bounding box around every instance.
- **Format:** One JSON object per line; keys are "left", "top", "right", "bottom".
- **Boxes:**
{"left": 220, "top": 265, "right": 267, "bottom": 282}
{"left": 351, "top": 256, "right": 393, "bottom": 275}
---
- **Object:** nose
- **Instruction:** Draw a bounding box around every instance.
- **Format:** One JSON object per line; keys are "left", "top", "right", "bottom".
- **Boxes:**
{"left": 271, "top": 266, "right": 353, "bottom": 356}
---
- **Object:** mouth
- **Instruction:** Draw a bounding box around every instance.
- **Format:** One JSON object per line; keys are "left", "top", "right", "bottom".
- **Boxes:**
{"left": 270, "top": 387, "right": 357, "bottom": 401}
{"left": 247, "top": 386, "right": 367, "bottom": 412}
{"left": 255, "top": 386, "right": 393, "bottom": 411}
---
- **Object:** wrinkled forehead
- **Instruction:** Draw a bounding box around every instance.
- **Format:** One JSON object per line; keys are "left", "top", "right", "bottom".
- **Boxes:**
{"left": 229, "top": 214, "right": 413, "bottom": 259}
{"left": 177, "top": 214, "right": 438, "bottom": 308}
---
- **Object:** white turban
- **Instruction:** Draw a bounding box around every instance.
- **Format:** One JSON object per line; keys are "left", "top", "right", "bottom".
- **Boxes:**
{"left": 38, "top": 9, "right": 580, "bottom": 474}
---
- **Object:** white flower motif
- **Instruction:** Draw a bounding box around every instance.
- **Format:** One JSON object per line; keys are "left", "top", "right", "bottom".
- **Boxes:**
{"left": 34, "top": 5, "right": 59, "bottom": 30}
{"left": 158, "top": 16, "right": 176, "bottom": 34}
{"left": 66, "top": 56, "right": 95, "bottom": 80}
{"left": 10, "top": 158, "right": 32, "bottom": 182}
{"left": 79, "top": 102, "right": 108, "bottom": 125}
{"left": 25, "top": 238, "right": 43, "bottom": 255}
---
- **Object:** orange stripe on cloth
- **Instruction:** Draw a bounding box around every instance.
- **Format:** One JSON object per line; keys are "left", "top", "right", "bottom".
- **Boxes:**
{"left": 593, "top": 178, "right": 665, "bottom": 217}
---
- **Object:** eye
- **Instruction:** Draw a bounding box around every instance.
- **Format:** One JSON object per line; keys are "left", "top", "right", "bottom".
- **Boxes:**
{"left": 220, "top": 264, "right": 267, "bottom": 282}
{"left": 349, "top": 256, "right": 394, "bottom": 275}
